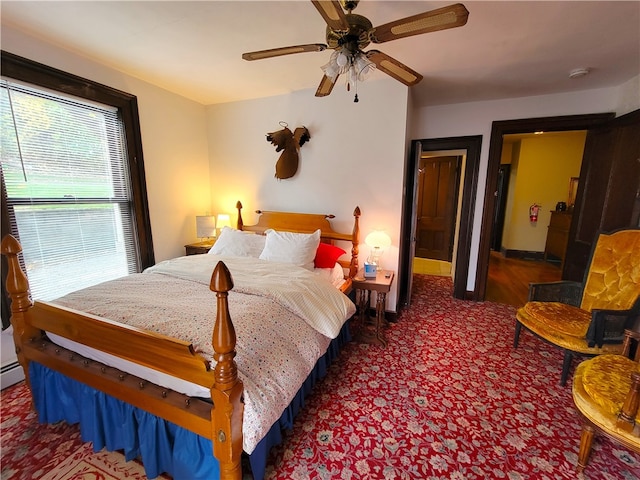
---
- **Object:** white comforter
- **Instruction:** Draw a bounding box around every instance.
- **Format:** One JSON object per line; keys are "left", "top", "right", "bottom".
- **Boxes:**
{"left": 145, "top": 254, "right": 354, "bottom": 338}
{"left": 49, "top": 254, "right": 355, "bottom": 453}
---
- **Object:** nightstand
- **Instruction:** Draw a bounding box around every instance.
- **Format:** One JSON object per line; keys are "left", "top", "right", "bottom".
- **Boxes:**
{"left": 184, "top": 240, "right": 215, "bottom": 255}
{"left": 352, "top": 269, "right": 394, "bottom": 347}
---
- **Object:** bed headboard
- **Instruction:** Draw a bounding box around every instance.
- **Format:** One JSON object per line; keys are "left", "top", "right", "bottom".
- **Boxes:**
{"left": 235, "top": 200, "right": 361, "bottom": 281}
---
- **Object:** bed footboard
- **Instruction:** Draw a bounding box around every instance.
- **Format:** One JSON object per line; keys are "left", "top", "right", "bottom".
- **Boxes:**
{"left": 1, "top": 234, "right": 244, "bottom": 480}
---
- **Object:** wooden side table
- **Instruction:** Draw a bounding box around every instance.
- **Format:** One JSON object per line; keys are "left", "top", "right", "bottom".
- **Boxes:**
{"left": 352, "top": 269, "right": 394, "bottom": 347}
{"left": 184, "top": 240, "right": 215, "bottom": 255}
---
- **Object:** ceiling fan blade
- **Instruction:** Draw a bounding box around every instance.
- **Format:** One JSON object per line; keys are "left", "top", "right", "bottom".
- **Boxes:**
{"left": 369, "top": 3, "right": 469, "bottom": 43}
{"left": 311, "top": 0, "right": 350, "bottom": 32}
{"left": 366, "top": 50, "right": 423, "bottom": 86}
{"left": 242, "top": 44, "right": 327, "bottom": 61}
{"left": 315, "top": 74, "right": 339, "bottom": 97}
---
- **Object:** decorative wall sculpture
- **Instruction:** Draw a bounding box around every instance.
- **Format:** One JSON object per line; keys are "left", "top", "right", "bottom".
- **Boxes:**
{"left": 266, "top": 123, "right": 310, "bottom": 180}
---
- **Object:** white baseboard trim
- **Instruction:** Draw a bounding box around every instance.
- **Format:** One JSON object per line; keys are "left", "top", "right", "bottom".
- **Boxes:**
{"left": 1, "top": 361, "right": 25, "bottom": 390}
{"left": 1, "top": 326, "right": 25, "bottom": 390}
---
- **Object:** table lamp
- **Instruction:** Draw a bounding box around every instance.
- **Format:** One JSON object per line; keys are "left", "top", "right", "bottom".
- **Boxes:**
{"left": 196, "top": 215, "right": 216, "bottom": 241}
{"left": 216, "top": 213, "right": 231, "bottom": 237}
{"left": 364, "top": 230, "right": 391, "bottom": 277}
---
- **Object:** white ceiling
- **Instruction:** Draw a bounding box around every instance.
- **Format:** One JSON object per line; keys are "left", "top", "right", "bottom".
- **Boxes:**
{"left": 2, "top": 1, "right": 639, "bottom": 108}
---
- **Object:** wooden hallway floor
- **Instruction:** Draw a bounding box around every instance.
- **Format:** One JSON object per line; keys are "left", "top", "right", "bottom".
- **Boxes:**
{"left": 485, "top": 251, "right": 562, "bottom": 307}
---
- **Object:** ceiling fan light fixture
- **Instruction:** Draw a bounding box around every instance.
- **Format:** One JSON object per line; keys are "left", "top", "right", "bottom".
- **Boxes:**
{"left": 321, "top": 51, "right": 341, "bottom": 80}
{"left": 336, "top": 51, "right": 349, "bottom": 67}
{"left": 321, "top": 47, "right": 375, "bottom": 90}
{"left": 354, "top": 54, "right": 375, "bottom": 79}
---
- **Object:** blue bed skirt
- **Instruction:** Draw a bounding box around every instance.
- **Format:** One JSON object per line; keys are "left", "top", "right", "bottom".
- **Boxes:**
{"left": 30, "top": 321, "right": 351, "bottom": 480}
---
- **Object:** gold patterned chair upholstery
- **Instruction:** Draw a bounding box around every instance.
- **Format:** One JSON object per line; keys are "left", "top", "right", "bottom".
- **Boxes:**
{"left": 514, "top": 228, "right": 640, "bottom": 385}
{"left": 572, "top": 329, "right": 640, "bottom": 471}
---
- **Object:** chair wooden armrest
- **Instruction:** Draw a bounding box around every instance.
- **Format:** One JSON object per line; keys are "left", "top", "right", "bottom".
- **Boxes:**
{"left": 587, "top": 299, "right": 640, "bottom": 347}
{"left": 617, "top": 371, "right": 640, "bottom": 433}
{"left": 528, "top": 280, "right": 583, "bottom": 305}
{"left": 622, "top": 329, "right": 640, "bottom": 359}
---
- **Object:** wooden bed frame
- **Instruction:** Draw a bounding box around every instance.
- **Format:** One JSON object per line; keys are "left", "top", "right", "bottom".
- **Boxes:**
{"left": 1, "top": 203, "right": 361, "bottom": 480}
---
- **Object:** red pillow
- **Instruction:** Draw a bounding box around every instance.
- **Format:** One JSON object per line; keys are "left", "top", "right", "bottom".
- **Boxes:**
{"left": 314, "top": 242, "right": 346, "bottom": 269}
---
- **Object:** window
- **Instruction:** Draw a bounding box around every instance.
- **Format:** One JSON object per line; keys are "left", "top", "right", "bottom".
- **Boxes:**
{"left": 1, "top": 52, "right": 154, "bottom": 326}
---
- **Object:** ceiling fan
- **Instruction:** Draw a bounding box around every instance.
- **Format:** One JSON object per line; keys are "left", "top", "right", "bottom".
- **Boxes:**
{"left": 242, "top": 1, "right": 469, "bottom": 100}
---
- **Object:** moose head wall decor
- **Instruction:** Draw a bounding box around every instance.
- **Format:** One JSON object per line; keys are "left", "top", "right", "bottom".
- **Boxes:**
{"left": 266, "top": 122, "right": 310, "bottom": 180}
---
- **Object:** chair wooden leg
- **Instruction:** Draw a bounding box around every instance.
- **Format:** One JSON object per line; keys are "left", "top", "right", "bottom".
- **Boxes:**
{"left": 514, "top": 321, "right": 522, "bottom": 348}
{"left": 561, "top": 350, "right": 573, "bottom": 386}
{"left": 577, "top": 423, "right": 595, "bottom": 472}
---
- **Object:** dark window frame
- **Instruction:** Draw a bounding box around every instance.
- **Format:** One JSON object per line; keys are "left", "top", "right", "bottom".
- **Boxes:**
{"left": 1, "top": 51, "right": 154, "bottom": 328}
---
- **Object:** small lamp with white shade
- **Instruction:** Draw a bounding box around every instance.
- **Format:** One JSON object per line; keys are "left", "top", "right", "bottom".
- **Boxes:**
{"left": 364, "top": 230, "right": 392, "bottom": 278}
{"left": 196, "top": 215, "right": 216, "bottom": 242}
{"left": 215, "top": 213, "right": 231, "bottom": 237}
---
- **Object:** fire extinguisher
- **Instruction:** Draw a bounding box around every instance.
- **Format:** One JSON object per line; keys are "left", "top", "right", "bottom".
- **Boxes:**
{"left": 529, "top": 203, "right": 541, "bottom": 223}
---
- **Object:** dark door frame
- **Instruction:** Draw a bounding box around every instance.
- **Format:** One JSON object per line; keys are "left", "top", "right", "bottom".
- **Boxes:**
{"left": 398, "top": 135, "right": 482, "bottom": 306}
{"left": 474, "top": 112, "right": 615, "bottom": 301}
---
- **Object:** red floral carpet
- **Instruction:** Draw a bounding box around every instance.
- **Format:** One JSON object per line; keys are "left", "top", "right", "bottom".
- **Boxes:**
{"left": 1, "top": 274, "right": 639, "bottom": 479}
{"left": 0, "top": 380, "right": 163, "bottom": 479}
{"left": 264, "top": 275, "right": 640, "bottom": 479}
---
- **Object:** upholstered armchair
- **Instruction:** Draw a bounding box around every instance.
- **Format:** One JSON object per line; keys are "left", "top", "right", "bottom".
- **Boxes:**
{"left": 514, "top": 228, "right": 640, "bottom": 386}
{"left": 572, "top": 329, "right": 640, "bottom": 471}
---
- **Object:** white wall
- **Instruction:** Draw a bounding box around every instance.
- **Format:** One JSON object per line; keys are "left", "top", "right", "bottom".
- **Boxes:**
{"left": 206, "top": 80, "right": 410, "bottom": 310}
{"left": 410, "top": 81, "right": 639, "bottom": 290}
{"left": 1, "top": 25, "right": 211, "bottom": 262}
{"left": 617, "top": 75, "right": 640, "bottom": 116}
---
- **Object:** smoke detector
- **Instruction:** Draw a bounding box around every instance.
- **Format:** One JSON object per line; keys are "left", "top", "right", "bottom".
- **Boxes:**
{"left": 569, "top": 68, "right": 590, "bottom": 79}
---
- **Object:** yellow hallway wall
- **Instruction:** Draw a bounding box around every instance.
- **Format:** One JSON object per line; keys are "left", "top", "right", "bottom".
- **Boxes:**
{"left": 502, "top": 132, "right": 586, "bottom": 253}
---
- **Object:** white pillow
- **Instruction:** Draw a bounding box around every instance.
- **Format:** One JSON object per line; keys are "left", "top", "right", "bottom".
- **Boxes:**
{"left": 259, "top": 229, "right": 321, "bottom": 270}
{"left": 314, "top": 262, "right": 346, "bottom": 287}
{"left": 208, "top": 226, "right": 266, "bottom": 258}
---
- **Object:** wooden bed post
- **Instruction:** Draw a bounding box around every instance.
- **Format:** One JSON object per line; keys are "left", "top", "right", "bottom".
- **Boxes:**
{"left": 236, "top": 201, "right": 244, "bottom": 230}
{"left": 210, "top": 261, "right": 244, "bottom": 480}
{"left": 1, "top": 235, "right": 39, "bottom": 394}
{"left": 350, "top": 206, "right": 361, "bottom": 279}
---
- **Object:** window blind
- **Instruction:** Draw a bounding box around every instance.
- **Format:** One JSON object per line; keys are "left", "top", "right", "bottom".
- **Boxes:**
{"left": 1, "top": 80, "right": 139, "bottom": 301}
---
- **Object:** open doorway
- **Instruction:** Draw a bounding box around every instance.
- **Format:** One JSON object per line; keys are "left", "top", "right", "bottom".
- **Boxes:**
{"left": 474, "top": 113, "right": 616, "bottom": 302}
{"left": 413, "top": 153, "right": 462, "bottom": 277}
{"left": 484, "top": 131, "right": 587, "bottom": 306}
{"left": 398, "top": 136, "right": 482, "bottom": 307}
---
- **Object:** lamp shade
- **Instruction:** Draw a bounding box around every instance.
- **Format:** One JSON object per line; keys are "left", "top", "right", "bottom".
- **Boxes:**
{"left": 365, "top": 230, "right": 392, "bottom": 249}
{"left": 216, "top": 213, "right": 231, "bottom": 231}
{"left": 196, "top": 215, "right": 216, "bottom": 239}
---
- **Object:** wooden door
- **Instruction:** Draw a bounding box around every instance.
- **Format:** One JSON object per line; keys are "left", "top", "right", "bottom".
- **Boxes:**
{"left": 415, "top": 156, "right": 461, "bottom": 261}
{"left": 491, "top": 164, "right": 510, "bottom": 252}
{"left": 564, "top": 109, "right": 640, "bottom": 281}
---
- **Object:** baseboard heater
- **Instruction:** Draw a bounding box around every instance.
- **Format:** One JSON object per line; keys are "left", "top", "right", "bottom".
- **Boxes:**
{"left": 2, "top": 326, "right": 25, "bottom": 390}
{"left": 1, "top": 360, "right": 25, "bottom": 390}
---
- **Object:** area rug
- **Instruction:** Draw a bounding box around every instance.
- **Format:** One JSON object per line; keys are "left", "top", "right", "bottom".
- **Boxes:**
{"left": 40, "top": 444, "right": 151, "bottom": 480}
